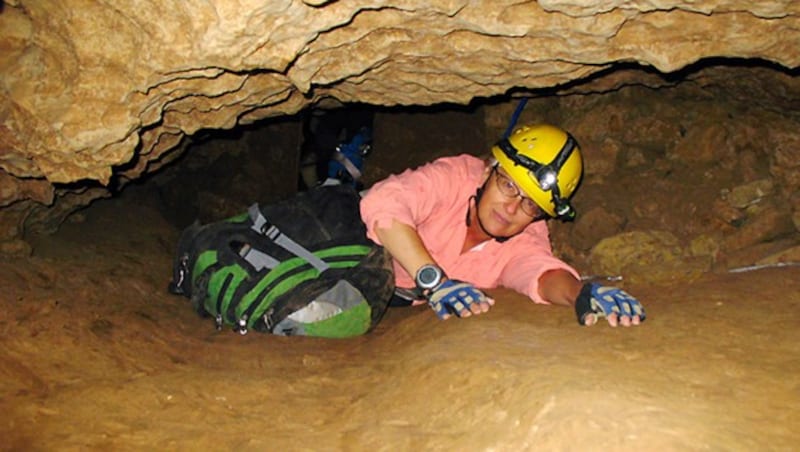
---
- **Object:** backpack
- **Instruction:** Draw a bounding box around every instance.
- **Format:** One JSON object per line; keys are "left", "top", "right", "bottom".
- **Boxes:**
{"left": 167, "top": 185, "right": 394, "bottom": 338}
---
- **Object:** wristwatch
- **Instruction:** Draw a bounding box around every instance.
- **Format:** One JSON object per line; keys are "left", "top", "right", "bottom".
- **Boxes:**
{"left": 415, "top": 264, "right": 445, "bottom": 297}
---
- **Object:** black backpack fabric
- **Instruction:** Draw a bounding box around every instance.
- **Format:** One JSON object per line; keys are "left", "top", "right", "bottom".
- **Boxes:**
{"left": 168, "top": 185, "right": 394, "bottom": 338}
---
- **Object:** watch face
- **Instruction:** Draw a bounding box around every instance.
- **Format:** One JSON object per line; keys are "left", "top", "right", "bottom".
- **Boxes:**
{"left": 417, "top": 265, "right": 441, "bottom": 289}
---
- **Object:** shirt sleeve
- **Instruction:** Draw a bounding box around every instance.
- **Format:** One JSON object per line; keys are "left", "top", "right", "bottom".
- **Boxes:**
{"left": 498, "top": 221, "right": 581, "bottom": 304}
{"left": 359, "top": 156, "right": 474, "bottom": 244}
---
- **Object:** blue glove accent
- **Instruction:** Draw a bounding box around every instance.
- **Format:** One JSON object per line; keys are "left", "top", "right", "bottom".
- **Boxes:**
{"left": 427, "top": 279, "right": 487, "bottom": 319}
{"left": 328, "top": 127, "right": 372, "bottom": 182}
{"left": 575, "top": 283, "right": 646, "bottom": 325}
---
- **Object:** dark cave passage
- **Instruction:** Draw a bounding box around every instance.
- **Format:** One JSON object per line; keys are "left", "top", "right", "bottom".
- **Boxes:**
{"left": 116, "top": 61, "right": 800, "bottom": 283}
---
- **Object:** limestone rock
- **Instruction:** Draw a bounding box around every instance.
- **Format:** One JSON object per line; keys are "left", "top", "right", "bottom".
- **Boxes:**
{"left": 689, "top": 234, "right": 721, "bottom": 262}
{"left": 723, "top": 179, "right": 774, "bottom": 209}
{"left": 769, "top": 128, "right": 800, "bottom": 204}
{"left": 591, "top": 230, "right": 684, "bottom": 270}
{"left": 0, "top": 238, "right": 31, "bottom": 257}
{"left": 722, "top": 237, "right": 800, "bottom": 270}
{"left": 670, "top": 122, "right": 730, "bottom": 163}
{"left": 0, "top": 0, "right": 799, "bottom": 245}
{"left": 722, "top": 202, "right": 797, "bottom": 252}
{"left": 711, "top": 198, "right": 746, "bottom": 229}
{"left": 589, "top": 230, "right": 710, "bottom": 285}
{"left": 756, "top": 245, "right": 800, "bottom": 266}
{"left": 3, "top": 1, "right": 798, "bottom": 184}
{"left": 571, "top": 207, "right": 625, "bottom": 252}
{"left": 792, "top": 193, "right": 800, "bottom": 233}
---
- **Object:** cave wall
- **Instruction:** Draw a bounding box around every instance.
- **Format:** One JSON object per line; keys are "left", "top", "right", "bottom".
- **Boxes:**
{"left": 148, "top": 61, "right": 799, "bottom": 285}
{"left": 0, "top": 0, "right": 799, "bottom": 254}
{"left": 486, "top": 65, "right": 800, "bottom": 281}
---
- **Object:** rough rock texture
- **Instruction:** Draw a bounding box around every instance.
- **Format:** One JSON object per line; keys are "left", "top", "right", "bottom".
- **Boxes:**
{"left": 0, "top": 0, "right": 799, "bottom": 248}
{"left": 5, "top": 195, "right": 800, "bottom": 450}
{"left": 484, "top": 64, "right": 800, "bottom": 279}
{"left": 588, "top": 230, "right": 712, "bottom": 285}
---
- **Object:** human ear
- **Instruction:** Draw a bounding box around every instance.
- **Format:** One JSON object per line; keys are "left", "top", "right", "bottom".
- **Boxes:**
{"left": 481, "top": 165, "right": 493, "bottom": 183}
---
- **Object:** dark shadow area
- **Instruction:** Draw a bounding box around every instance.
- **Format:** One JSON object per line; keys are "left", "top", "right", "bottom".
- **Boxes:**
{"left": 504, "top": 56, "right": 798, "bottom": 100}
{"left": 149, "top": 101, "right": 488, "bottom": 229}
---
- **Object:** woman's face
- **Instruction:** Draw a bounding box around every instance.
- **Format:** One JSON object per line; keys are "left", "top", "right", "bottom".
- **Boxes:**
{"left": 475, "top": 165, "right": 542, "bottom": 237}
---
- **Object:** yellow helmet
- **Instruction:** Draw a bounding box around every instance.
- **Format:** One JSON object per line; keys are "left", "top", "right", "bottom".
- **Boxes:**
{"left": 491, "top": 124, "right": 583, "bottom": 219}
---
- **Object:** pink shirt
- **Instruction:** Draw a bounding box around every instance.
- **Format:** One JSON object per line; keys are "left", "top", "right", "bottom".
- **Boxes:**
{"left": 359, "top": 154, "right": 579, "bottom": 304}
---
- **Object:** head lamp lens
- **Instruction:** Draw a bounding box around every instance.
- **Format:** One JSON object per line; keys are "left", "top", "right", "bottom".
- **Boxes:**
{"left": 534, "top": 167, "right": 558, "bottom": 191}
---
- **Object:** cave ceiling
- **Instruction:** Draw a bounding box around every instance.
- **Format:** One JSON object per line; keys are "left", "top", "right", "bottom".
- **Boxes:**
{"left": 0, "top": 0, "right": 798, "bottom": 247}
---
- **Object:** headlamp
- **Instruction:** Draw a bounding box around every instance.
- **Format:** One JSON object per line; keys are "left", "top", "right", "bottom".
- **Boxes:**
{"left": 534, "top": 167, "right": 558, "bottom": 191}
{"left": 494, "top": 133, "right": 578, "bottom": 221}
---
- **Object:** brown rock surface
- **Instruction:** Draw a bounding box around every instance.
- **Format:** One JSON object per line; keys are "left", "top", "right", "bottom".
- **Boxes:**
{"left": 1, "top": 4, "right": 800, "bottom": 446}
{"left": 588, "top": 230, "right": 712, "bottom": 284}
{"left": 3, "top": 187, "right": 799, "bottom": 450}
{"left": 1, "top": 1, "right": 799, "bottom": 244}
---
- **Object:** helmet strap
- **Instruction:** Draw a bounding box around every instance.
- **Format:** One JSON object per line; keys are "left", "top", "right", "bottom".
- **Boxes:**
{"left": 495, "top": 134, "right": 579, "bottom": 221}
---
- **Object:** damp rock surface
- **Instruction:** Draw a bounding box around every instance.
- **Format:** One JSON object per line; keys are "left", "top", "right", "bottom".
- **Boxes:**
{"left": 2, "top": 185, "right": 799, "bottom": 450}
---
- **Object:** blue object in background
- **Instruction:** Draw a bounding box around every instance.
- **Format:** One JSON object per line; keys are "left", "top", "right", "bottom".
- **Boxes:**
{"left": 328, "top": 126, "right": 372, "bottom": 185}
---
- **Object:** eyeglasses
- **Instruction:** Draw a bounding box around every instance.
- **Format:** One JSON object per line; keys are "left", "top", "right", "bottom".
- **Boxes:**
{"left": 492, "top": 166, "right": 541, "bottom": 217}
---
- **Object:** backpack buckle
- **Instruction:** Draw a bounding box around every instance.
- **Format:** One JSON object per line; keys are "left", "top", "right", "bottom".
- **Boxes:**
{"left": 168, "top": 254, "right": 190, "bottom": 295}
{"left": 263, "top": 308, "right": 274, "bottom": 331}
{"left": 235, "top": 315, "right": 249, "bottom": 335}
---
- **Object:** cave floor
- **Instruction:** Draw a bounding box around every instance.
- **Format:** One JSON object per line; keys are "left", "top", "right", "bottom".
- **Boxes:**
{"left": 2, "top": 187, "right": 799, "bottom": 452}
